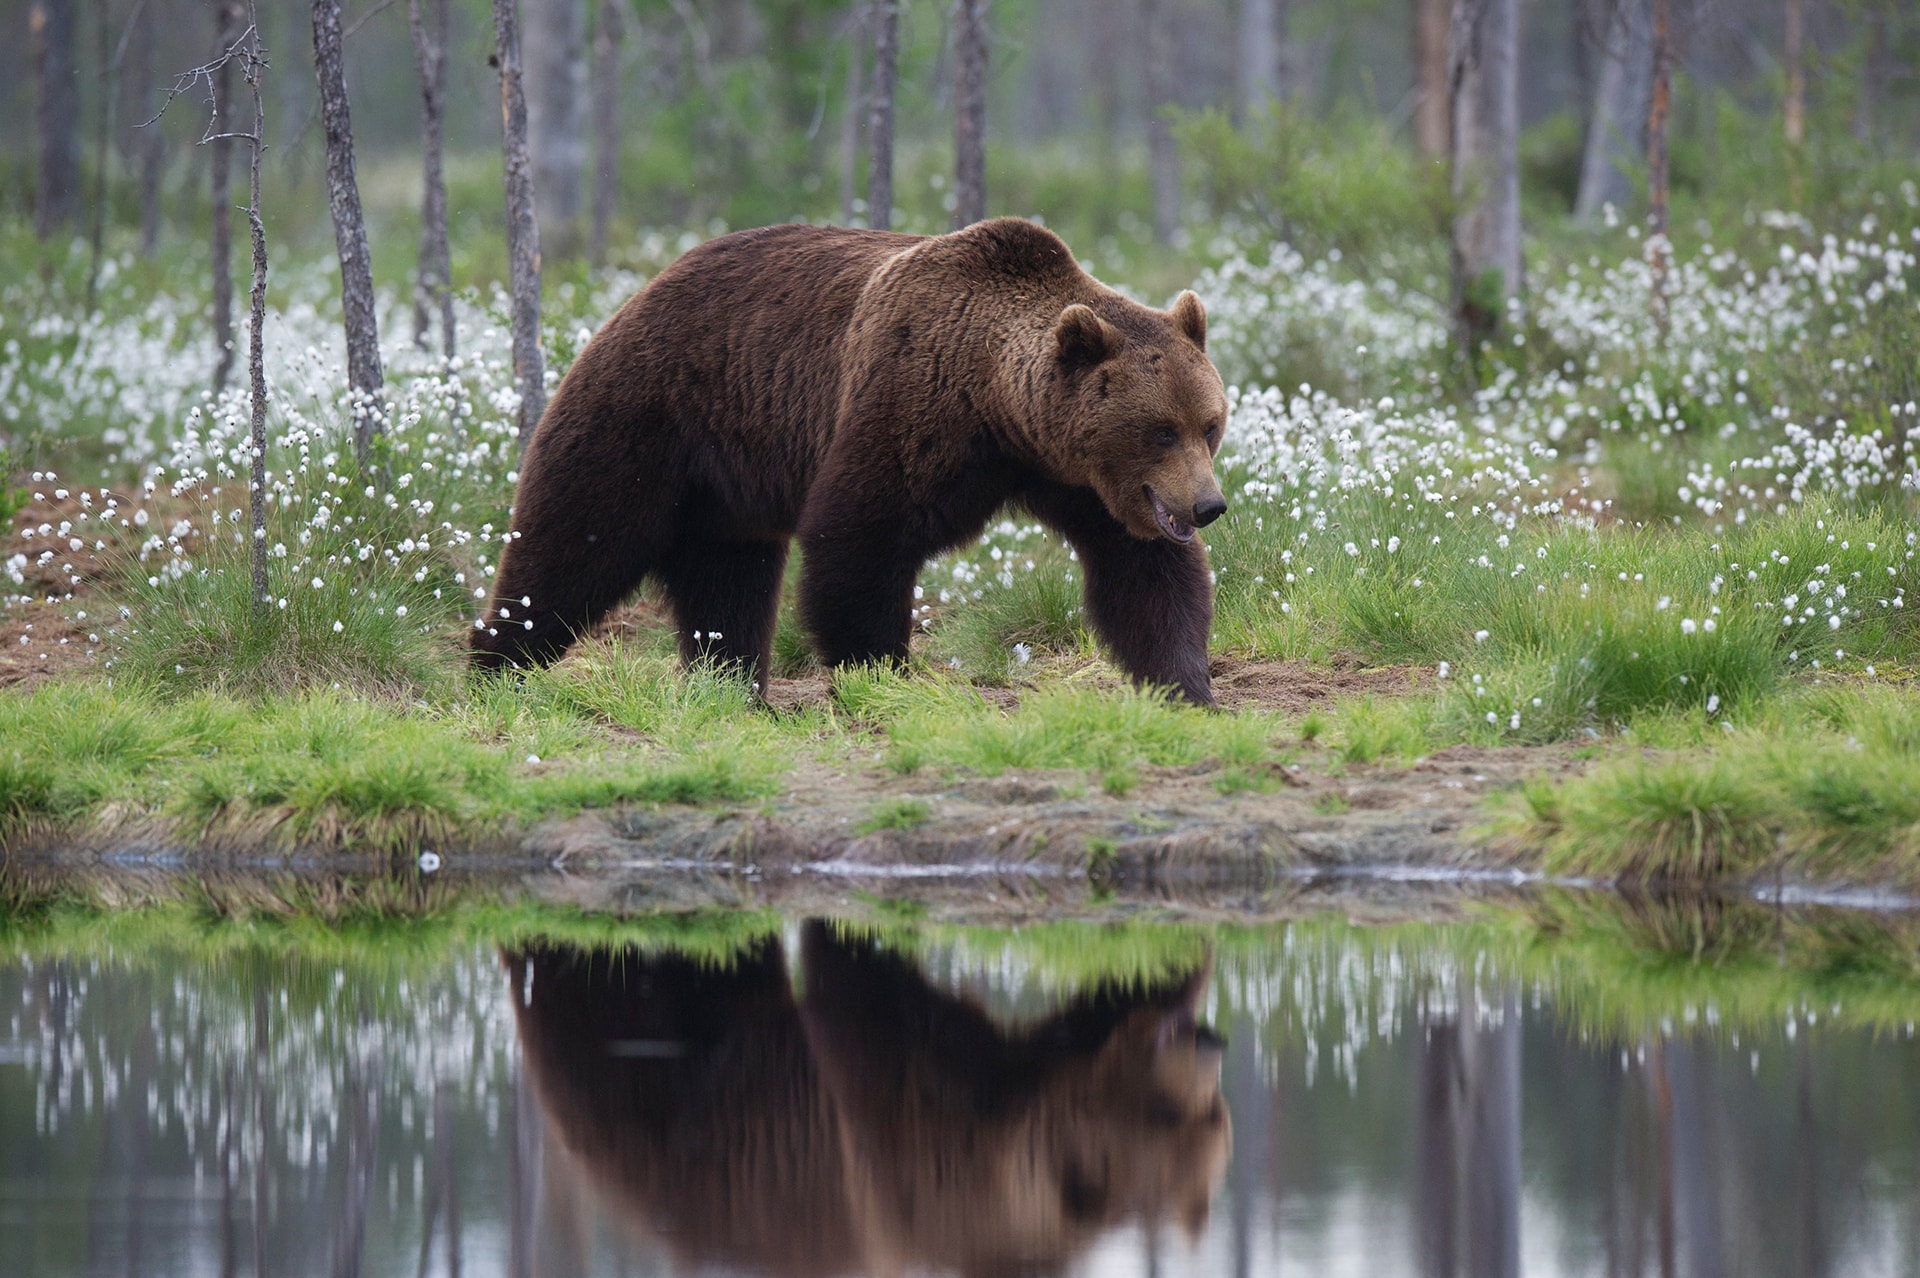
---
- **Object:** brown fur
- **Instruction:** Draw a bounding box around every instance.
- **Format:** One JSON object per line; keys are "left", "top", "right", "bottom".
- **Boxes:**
{"left": 473, "top": 218, "right": 1229, "bottom": 704}
{"left": 508, "top": 925, "right": 1232, "bottom": 1275}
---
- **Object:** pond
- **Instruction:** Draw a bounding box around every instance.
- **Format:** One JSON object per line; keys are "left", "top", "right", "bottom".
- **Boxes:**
{"left": 2, "top": 890, "right": 1918, "bottom": 1277}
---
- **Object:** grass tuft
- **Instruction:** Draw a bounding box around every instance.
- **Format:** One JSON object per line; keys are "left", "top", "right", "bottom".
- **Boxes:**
{"left": 855, "top": 797, "right": 933, "bottom": 834}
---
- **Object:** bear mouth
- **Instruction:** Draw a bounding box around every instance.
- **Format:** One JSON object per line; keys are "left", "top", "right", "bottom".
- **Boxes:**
{"left": 1145, "top": 486, "right": 1196, "bottom": 543}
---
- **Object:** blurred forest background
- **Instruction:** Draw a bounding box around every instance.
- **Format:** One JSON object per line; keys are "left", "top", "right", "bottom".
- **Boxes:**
{"left": 5, "top": 0, "right": 1919, "bottom": 296}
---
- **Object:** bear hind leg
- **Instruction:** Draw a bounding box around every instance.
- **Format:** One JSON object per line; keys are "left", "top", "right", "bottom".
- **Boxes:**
{"left": 474, "top": 524, "right": 663, "bottom": 671}
{"left": 657, "top": 538, "right": 790, "bottom": 693}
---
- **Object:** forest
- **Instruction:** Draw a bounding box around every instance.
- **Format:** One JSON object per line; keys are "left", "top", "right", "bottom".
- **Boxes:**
{"left": 2, "top": 0, "right": 1920, "bottom": 886}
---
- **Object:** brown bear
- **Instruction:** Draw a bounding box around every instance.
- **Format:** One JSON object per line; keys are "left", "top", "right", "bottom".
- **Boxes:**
{"left": 472, "top": 217, "right": 1230, "bottom": 704}
{"left": 506, "top": 925, "right": 1232, "bottom": 1275}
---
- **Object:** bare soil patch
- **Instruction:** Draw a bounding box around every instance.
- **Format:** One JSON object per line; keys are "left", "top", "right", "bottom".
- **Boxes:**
{"left": 0, "top": 600, "right": 98, "bottom": 689}
{"left": 1209, "top": 654, "right": 1425, "bottom": 712}
{"left": 2, "top": 489, "right": 117, "bottom": 689}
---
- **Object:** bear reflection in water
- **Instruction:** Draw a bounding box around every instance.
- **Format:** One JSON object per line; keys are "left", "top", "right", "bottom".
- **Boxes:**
{"left": 508, "top": 921, "right": 1232, "bottom": 1276}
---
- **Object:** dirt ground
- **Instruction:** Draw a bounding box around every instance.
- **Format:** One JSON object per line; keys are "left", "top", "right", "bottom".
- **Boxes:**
{"left": 1, "top": 487, "right": 116, "bottom": 689}
{"left": 525, "top": 728, "right": 1594, "bottom": 892}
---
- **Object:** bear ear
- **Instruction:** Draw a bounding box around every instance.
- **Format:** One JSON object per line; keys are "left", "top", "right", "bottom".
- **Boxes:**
{"left": 1170, "top": 290, "right": 1207, "bottom": 350}
{"left": 1054, "top": 303, "right": 1119, "bottom": 368}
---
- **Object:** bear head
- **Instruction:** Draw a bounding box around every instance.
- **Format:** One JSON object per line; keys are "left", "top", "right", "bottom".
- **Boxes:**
{"left": 1052, "top": 289, "right": 1231, "bottom": 544}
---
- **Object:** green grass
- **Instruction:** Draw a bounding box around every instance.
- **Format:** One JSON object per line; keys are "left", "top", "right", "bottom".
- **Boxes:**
{"left": 1506, "top": 683, "right": 1920, "bottom": 887}
{"left": 856, "top": 797, "right": 932, "bottom": 834}
{"left": 0, "top": 673, "right": 787, "bottom": 851}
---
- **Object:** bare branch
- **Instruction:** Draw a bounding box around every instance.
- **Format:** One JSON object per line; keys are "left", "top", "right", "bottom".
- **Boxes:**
{"left": 136, "top": 23, "right": 259, "bottom": 133}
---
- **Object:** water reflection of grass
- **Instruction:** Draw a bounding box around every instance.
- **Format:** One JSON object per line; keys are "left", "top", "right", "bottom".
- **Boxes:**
{"left": 6, "top": 869, "right": 1920, "bottom": 1043}
{"left": 0, "top": 871, "right": 780, "bottom": 972}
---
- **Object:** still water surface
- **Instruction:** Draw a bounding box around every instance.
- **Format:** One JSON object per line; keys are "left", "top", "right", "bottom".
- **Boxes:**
{"left": 2, "top": 914, "right": 1918, "bottom": 1277}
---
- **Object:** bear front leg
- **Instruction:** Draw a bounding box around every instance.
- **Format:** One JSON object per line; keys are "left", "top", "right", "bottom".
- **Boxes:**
{"left": 1025, "top": 482, "right": 1216, "bottom": 706}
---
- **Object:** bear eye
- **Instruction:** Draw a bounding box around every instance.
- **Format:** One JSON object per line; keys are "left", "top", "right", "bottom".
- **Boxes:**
{"left": 1152, "top": 426, "right": 1178, "bottom": 449}
{"left": 1205, "top": 421, "right": 1222, "bottom": 447}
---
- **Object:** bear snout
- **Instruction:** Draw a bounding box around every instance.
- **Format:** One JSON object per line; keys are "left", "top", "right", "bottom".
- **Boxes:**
{"left": 1191, "top": 495, "right": 1227, "bottom": 528}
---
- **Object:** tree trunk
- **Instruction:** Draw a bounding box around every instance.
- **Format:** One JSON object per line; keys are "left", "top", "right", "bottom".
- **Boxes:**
{"left": 495, "top": 0, "right": 548, "bottom": 452}
{"left": 524, "top": 0, "right": 587, "bottom": 255}
{"left": 1413, "top": 0, "right": 1452, "bottom": 161}
{"left": 1448, "top": 0, "right": 1523, "bottom": 357}
{"left": 951, "top": 0, "right": 988, "bottom": 230}
{"left": 867, "top": 0, "right": 899, "bottom": 229}
{"left": 30, "top": 0, "right": 81, "bottom": 237}
{"left": 410, "top": 0, "right": 456, "bottom": 357}
{"left": 1783, "top": 0, "right": 1805, "bottom": 149}
{"left": 312, "top": 0, "right": 386, "bottom": 466}
{"left": 839, "top": 2, "right": 867, "bottom": 226}
{"left": 1145, "top": 0, "right": 1181, "bottom": 245}
{"left": 129, "top": 0, "right": 164, "bottom": 257}
{"left": 1574, "top": 0, "right": 1653, "bottom": 222}
{"left": 1238, "top": 0, "right": 1279, "bottom": 116}
{"left": 212, "top": 0, "right": 242, "bottom": 392}
{"left": 589, "top": 0, "right": 622, "bottom": 265}
{"left": 244, "top": 19, "right": 270, "bottom": 619}
{"left": 1646, "top": 0, "right": 1672, "bottom": 339}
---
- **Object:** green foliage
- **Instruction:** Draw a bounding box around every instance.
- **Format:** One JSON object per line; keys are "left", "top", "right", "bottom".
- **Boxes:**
{"left": 0, "top": 448, "right": 24, "bottom": 529}
{"left": 1176, "top": 101, "right": 1449, "bottom": 264}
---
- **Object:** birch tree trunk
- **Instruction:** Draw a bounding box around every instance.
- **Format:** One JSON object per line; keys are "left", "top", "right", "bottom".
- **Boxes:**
{"left": 589, "top": 0, "right": 622, "bottom": 266}
{"left": 495, "top": 0, "right": 548, "bottom": 452}
{"left": 410, "top": 0, "right": 456, "bottom": 357}
{"left": 524, "top": 0, "right": 587, "bottom": 255}
{"left": 951, "top": 0, "right": 988, "bottom": 230}
{"left": 212, "top": 0, "right": 242, "bottom": 392}
{"left": 1646, "top": 0, "right": 1672, "bottom": 339}
{"left": 839, "top": 2, "right": 867, "bottom": 226}
{"left": 1574, "top": 0, "right": 1653, "bottom": 223}
{"left": 1413, "top": 0, "right": 1452, "bottom": 161}
{"left": 30, "top": 0, "right": 81, "bottom": 237}
{"left": 312, "top": 0, "right": 386, "bottom": 466}
{"left": 242, "top": 11, "right": 271, "bottom": 618}
{"left": 867, "top": 0, "right": 899, "bottom": 229}
{"left": 1238, "top": 0, "right": 1279, "bottom": 116}
{"left": 1145, "top": 0, "right": 1181, "bottom": 245}
{"left": 1448, "top": 0, "right": 1523, "bottom": 356}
